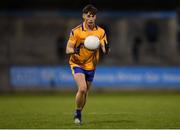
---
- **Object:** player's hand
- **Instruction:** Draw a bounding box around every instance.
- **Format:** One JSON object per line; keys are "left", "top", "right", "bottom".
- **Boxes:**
{"left": 106, "top": 48, "right": 110, "bottom": 54}
{"left": 74, "top": 47, "right": 80, "bottom": 55}
{"left": 105, "top": 43, "right": 110, "bottom": 55}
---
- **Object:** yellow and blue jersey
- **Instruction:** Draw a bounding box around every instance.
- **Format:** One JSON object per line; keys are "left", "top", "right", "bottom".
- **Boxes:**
{"left": 68, "top": 22, "right": 108, "bottom": 70}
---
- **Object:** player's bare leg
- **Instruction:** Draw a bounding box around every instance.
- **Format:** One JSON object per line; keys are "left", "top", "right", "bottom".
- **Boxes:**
{"left": 73, "top": 73, "right": 88, "bottom": 124}
{"left": 74, "top": 73, "right": 87, "bottom": 109}
{"left": 82, "top": 81, "right": 91, "bottom": 109}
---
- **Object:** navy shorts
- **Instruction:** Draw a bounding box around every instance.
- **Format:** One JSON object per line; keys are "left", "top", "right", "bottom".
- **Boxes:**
{"left": 72, "top": 67, "right": 95, "bottom": 82}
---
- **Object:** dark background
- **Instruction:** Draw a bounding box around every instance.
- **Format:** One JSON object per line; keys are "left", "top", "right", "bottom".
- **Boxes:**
{"left": 0, "top": 0, "right": 180, "bottom": 91}
{"left": 0, "top": 0, "right": 179, "bottom": 11}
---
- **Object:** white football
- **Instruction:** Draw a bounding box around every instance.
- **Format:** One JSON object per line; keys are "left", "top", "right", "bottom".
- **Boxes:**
{"left": 84, "top": 35, "right": 100, "bottom": 50}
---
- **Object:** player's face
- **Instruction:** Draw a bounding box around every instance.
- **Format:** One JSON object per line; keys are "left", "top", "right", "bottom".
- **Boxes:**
{"left": 83, "top": 12, "right": 96, "bottom": 26}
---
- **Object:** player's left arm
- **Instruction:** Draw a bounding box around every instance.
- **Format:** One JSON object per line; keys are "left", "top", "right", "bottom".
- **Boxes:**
{"left": 100, "top": 31, "right": 110, "bottom": 54}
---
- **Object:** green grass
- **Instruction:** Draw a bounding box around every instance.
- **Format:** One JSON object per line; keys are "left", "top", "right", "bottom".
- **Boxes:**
{"left": 0, "top": 92, "right": 180, "bottom": 129}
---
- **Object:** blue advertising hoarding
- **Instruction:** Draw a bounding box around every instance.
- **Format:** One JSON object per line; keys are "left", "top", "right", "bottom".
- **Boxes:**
{"left": 10, "top": 66, "right": 180, "bottom": 88}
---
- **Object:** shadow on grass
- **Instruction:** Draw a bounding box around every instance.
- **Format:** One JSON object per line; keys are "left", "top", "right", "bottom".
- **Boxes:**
{"left": 59, "top": 119, "right": 136, "bottom": 129}
{"left": 88, "top": 119, "right": 135, "bottom": 124}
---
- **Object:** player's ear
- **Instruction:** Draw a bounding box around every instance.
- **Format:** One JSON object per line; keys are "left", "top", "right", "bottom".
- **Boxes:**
{"left": 82, "top": 13, "right": 86, "bottom": 19}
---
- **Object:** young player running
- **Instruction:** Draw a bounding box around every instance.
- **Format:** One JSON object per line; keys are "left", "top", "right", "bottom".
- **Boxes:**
{"left": 66, "top": 4, "right": 109, "bottom": 124}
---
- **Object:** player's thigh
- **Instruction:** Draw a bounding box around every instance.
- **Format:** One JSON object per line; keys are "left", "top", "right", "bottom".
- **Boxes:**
{"left": 74, "top": 73, "right": 87, "bottom": 90}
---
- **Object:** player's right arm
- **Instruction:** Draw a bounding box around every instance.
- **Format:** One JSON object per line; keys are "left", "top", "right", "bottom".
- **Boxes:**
{"left": 66, "top": 41, "right": 75, "bottom": 54}
{"left": 66, "top": 30, "right": 79, "bottom": 54}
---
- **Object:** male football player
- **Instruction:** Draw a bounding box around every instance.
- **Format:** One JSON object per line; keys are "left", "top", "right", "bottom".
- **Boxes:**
{"left": 66, "top": 4, "right": 109, "bottom": 124}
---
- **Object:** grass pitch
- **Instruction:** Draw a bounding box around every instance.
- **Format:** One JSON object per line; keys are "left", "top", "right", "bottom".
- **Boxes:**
{"left": 0, "top": 92, "right": 180, "bottom": 129}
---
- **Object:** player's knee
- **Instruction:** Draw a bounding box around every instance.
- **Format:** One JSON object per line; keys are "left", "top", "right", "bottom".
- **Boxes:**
{"left": 79, "top": 87, "right": 87, "bottom": 94}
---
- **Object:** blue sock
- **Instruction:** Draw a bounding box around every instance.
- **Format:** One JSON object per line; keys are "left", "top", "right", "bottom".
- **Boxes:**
{"left": 75, "top": 109, "right": 81, "bottom": 119}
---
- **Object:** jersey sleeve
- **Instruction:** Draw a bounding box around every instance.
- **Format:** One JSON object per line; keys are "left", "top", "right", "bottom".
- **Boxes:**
{"left": 100, "top": 30, "right": 108, "bottom": 46}
{"left": 100, "top": 29, "right": 109, "bottom": 54}
{"left": 67, "top": 30, "right": 77, "bottom": 45}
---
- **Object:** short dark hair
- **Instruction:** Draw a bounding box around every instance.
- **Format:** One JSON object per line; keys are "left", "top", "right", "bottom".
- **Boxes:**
{"left": 82, "top": 4, "right": 98, "bottom": 15}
